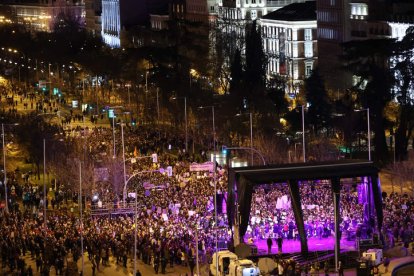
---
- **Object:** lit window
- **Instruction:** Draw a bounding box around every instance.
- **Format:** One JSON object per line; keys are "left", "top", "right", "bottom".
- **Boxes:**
{"left": 293, "top": 61, "right": 299, "bottom": 80}
{"left": 304, "top": 42, "right": 313, "bottom": 58}
{"left": 251, "top": 10, "right": 257, "bottom": 20}
{"left": 292, "top": 42, "right": 298, "bottom": 58}
{"left": 304, "top": 29, "right": 312, "bottom": 40}
{"left": 292, "top": 29, "right": 298, "bottom": 41}
{"left": 350, "top": 3, "right": 368, "bottom": 19}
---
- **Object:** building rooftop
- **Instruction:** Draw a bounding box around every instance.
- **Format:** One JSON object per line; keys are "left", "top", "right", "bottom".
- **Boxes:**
{"left": 262, "top": 1, "right": 316, "bottom": 21}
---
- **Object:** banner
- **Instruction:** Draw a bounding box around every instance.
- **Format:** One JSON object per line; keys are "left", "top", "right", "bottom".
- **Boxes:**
{"left": 190, "top": 162, "right": 214, "bottom": 172}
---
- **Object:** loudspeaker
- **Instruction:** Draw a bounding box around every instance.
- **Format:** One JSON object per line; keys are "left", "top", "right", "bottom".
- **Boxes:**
{"left": 216, "top": 194, "right": 223, "bottom": 214}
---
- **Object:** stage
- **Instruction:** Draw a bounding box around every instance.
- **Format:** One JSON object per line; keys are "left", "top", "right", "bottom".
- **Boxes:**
{"left": 248, "top": 236, "right": 356, "bottom": 254}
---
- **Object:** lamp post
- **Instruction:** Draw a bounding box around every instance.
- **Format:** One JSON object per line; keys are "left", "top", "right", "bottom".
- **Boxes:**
{"left": 112, "top": 115, "right": 116, "bottom": 158}
{"left": 355, "top": 108, "right": 371, "bottom": 161}
{"left": 126, "top": 83, "right": 131, "bottom": 108}
{"left": 121, "top": 122, "right": 127, "bottom": 203}
{"left": 156, "top": 87, "right": 160, "bottom": 124}
{"left": 198, "top": 105, "right": 217, "bottom": 275}
{"left": 301, "top": 105, "right": 306, "bottom": 163}
{"left": 79, "top": 160, "right": 84, "bottom": 275}
{"left": 236, "top": 112, "right": 253, "bottom": 165}
{"left": 172, "top": 96, "right": 188, "bottom": 152}
{"left": 1, "top": 124, "right": 7, "bottom": 212}
{"left": 133, "top": 190, "right": 137, "bottom": 276}
{"left": 294, "top": 143, "right": 301, "bottom": 162}
{"left": 195, "top": 226, "right": 200, "bottom": 276}
{"left": 48, "top": 63, "right": 51, "bottom": 95}
{"left": 43, "top": 139, "right": 46, "bottom": 230}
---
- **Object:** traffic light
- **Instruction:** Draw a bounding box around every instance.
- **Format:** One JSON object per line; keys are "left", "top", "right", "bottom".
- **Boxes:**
{"left": 222, "top": 145, "right": 228, "bottom": 155}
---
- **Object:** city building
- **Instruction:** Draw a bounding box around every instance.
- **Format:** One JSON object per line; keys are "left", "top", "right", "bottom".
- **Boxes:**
{"left": 2, "top": 0, "right": 84, "bottom": 32}
{"left": 101, "top": 0, "right": 168, "bottom": 48}
{"left": 85, "top": 0, "right": 101, "bottom": 34}
{"left": 170, "top": 0, "right": 186, "bottom": 21}
{"left": 150, "top": 13, "right": 170, "bottom": 31}
{"left": 218, "top": 0, "right": 306, "bottom": 22}
{"left": 317, "top": 0, "right": 414, "bottom": 91}
{"left": 260, "top": 1, "right": 317, "bottom": 96}
{"left": 186, "top": 0, "right": 217, "bottom": 23}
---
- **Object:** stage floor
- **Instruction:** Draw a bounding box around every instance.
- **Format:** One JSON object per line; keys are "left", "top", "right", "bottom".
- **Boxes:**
{"left": 249, "top": 236, "right": 356, "bottom": 254}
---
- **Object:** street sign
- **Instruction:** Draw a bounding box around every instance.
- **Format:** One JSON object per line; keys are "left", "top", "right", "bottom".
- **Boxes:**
{"left": 39, "top": 80, "right": 46, "bottom": 88}
{"left": 108, "top": 109, "right": 115, "bottom": 118}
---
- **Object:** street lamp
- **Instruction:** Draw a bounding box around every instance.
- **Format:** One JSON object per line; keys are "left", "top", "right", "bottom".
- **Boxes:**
{"left": 120, "top": 121, "right": 127, "bottom": 203}
{"left": 294, "top": 143, "right": 301, "bottom": 162}
{"left": 133, "top": 190, "right": 138, "bottom": 276}
{"left": 198, "top": 105, "right": 218, "bottom": 276}
{"left": 235, "top": 112, "right": 253, "bottom": 165}
{"left": 301, "top": 105, "right": 306, "bottom": 163}
{"left": 78, "top": 160, "right": 84, "bottom": 275}
{"left": 43, "top": 139, "right": 47, "bottom": 230}
{"left": 1, "top": 122, "right": 18, "bottom": 212}
{"left": 172, "top": 96, "right": 188, "bottom": 152}
{"left": 48, "top": 63, "right": 52, "bottom": 95}
{"left": 355, "top": 108, "right": 371, "bottom": 161}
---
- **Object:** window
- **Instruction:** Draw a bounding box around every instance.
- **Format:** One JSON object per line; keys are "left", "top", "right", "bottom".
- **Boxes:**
{"left": 304, "top": 29, "right": 312, "bottom": 40}
{"left": 252, "top": 0, "right": 256, "bottom": 3}
{"left": 305, "top": 63, "right": 313, "bottom": 77}
{"left": 293, "top": 62, "right": 299, "bottom": 80}
{"left": 292, "top": 29, "right": 298, "bottom": 41}
{"left": 350, "top": 3, "right": 368, "bottom": 19}
{"left": 251, "top": 10, "right": 257, "bottom": 20}
{"left": 304, "top": 42, "right": 313, "bottom": 58}
{"left": 292, "top": 42, "right": 298, "bottom": 58}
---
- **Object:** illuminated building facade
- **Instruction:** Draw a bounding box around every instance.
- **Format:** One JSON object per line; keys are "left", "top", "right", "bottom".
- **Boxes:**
{"left": 260, "top": 1, "right": 317, "bottom": 95}
{"left": 85, "top": 0, "right": 101, "bottom": 34}
{"left": 101, "top": 0, "right": 121, "bottom": 48}
{"left": 101, "top": 0, "right": 168, "bottom": 48}
{"left": 6, "top": 0, "right": 85, "bottom": 32}
{"left": 218, "top": 0, "right": 306, "bottom": 22}
{"left": 317, "top": 0, "right": 414, "bottom": 91}
{"left": 186, "top": 0, "right": 218, "bottom": 23}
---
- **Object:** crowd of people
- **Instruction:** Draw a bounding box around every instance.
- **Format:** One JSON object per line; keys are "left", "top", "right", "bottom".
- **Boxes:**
{"left": 1, "top": 82, "right": 414, "bottom": 276}
{"left": 248, "top": 181, "right": 365, "bottom": 242}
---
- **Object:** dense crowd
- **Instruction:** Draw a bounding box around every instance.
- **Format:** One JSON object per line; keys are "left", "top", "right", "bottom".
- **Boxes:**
{"left": 1, "top": 83, "right": 414, "bottom": 276}
{"left": 248, "top": 181, "right": 365, "bottom": 242}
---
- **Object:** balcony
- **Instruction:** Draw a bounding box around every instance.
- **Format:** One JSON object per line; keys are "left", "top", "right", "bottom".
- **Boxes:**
{"left": 266, "top": 0, "right": 305, "bottom": 8}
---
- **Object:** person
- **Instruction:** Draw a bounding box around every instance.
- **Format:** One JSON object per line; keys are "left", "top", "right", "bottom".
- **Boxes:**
{"left": 277, "top": 235, "right": 283, "bottom": 254}
{"left": 323, "top": 260, "right": 329, "bottom": 276}
{"left": 277, "top": 261, "right": 284, "bottom": 276}
{"left": 27, "top": 265, "right": 34, "bottom": 276}
{"left": 154, "top": 255, "right": 160, "bottom": 274}
{"left": 267, "top": 237, "right": 273, "bottom": 254}
{"left": 189, "top": 256, "right": 195, "bottom": 276}
{"left": 161, "top": 255, "right": 167, "bottom": 274}
{"left": 91, "top": 257, "right": 96, "bottom": 276}
{"left": 136, "top": 270, "right": 142, "bottom": 276}
{"left": 338, "top": 261, "right": 344, "bottom": 276}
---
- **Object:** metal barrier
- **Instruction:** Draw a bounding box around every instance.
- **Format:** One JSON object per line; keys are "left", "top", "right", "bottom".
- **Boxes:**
{"left": 90, "top": 202, "right": 136, "bottom": 216}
